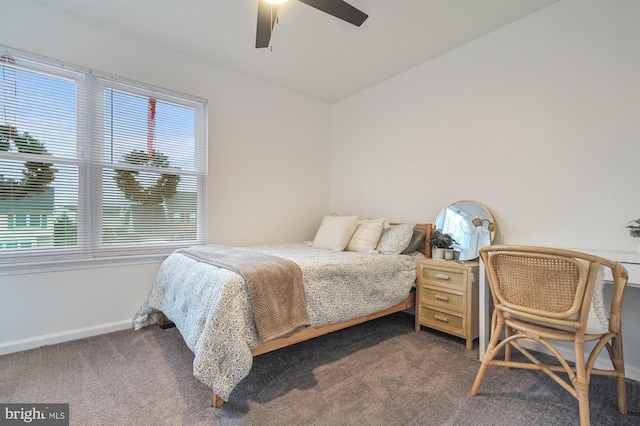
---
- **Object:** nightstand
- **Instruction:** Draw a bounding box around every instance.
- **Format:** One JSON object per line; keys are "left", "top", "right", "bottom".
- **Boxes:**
{"left": 415, "top": 258, "right": 479, "bottom": 349}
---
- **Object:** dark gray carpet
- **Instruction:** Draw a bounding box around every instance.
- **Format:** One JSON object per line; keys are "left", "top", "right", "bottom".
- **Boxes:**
{"left": 0, "top": 313, "right": 638, "bottom": 425}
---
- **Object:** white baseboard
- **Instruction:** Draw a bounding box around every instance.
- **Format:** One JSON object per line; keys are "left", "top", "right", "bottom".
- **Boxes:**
{"left": 0, "top": 320, "right": 133, "bottom": 356}
{"left": 518, "top": 340, "right": 640, "bottom": 383}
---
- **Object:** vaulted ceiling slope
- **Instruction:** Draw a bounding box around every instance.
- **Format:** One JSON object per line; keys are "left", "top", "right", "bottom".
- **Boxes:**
{"left": 31, "top": 0, "right": 562, "bottom": 103}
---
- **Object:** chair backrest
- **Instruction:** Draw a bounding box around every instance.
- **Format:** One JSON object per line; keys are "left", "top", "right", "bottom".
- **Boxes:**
{"left": 480, "top": 245, "right": 629, "bottom": 333}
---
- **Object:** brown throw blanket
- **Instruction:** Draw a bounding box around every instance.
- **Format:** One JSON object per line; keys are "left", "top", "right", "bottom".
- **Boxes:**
{"left": 176, "top": 245, "right": 311, "bottom": 342}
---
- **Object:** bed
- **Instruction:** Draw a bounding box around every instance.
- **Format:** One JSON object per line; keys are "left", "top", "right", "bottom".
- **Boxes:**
{"left": 134, "top": 218, "right": 432, "bottom": 407}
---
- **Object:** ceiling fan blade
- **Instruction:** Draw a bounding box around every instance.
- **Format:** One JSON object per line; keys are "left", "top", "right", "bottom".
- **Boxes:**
{"left": 297, "top": 0, "right": 368, "bottom": 26}
{"left": 256, "top": 1, "right": 277, "bottom": 48}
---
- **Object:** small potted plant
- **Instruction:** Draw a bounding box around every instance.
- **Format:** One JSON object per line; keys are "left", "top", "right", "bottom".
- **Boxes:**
{"left": 626, "top": 219, "right": 640, "bottom": 237}
{"left": 427, "top": 230, "right": 458, "bottom": 259}
{"left": 626, "top": 219, "right": 640, "bottom": 253}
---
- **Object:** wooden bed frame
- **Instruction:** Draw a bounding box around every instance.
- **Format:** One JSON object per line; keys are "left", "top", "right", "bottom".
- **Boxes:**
{"left": 162, "top": 223, "right": 432, "bottom": 408}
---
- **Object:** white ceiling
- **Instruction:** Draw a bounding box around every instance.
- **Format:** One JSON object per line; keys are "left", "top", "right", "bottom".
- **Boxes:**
{"left": 31, "top": 0, "right": 562, "bottom": 103}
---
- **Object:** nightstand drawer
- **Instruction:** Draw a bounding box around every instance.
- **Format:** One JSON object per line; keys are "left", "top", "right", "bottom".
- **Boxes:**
{"left": 418, "top": 306, "right": 465, "bottom": 335}
{"left": 420, "top": 286, "right": 464, "bottom": 312}
{"left": 420, "top": 266, "right": 465, "bottom": 288}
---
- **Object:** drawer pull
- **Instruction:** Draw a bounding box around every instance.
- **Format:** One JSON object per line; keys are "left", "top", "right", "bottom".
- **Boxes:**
{"left": 434, "top": 315, "right": 449, "bottom": 323}
{"left": 435, "top": 295, "right": 450, "bottom": 302}
{"left": 435, "top": 274, "right": 450, "bottom": 280}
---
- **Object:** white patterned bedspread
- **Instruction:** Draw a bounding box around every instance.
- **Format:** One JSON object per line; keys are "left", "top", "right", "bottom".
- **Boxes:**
{"left": 134, "top": 243, "right": 421, "bottom": 400}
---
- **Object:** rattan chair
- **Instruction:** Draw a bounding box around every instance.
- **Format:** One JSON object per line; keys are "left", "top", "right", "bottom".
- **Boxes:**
{"left": 470, "top": 245, "right": 629, "bottom": 426}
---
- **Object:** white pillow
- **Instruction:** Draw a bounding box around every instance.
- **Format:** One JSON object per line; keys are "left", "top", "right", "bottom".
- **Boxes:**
{"left": 585, "top": 265, "right": 609, "bottom": 334}
{"left": 376, "top": 223, "right": 415, "bottom": 255}
{"left": 346, "top": 218, "right": 385, "bottom": 253}
{"left": 312, "top": 215, "right": 359, "bottom": 251}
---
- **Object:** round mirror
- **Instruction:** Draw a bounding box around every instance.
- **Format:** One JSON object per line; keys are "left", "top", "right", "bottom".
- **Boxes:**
{"left": 434, "top": 200, "right": 496, "bottom": 261}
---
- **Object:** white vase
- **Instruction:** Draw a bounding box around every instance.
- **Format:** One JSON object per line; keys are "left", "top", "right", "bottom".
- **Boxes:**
{"left": 432, "top": 248, "right": 445, "bottom": 259}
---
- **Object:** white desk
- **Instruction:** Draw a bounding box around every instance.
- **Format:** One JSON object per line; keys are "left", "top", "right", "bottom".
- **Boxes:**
{"left": 478, "top": 250, "right": 640, "bottom": 360}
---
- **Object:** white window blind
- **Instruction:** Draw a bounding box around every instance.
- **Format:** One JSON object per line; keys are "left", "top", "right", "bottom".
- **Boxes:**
{"left": 0, "top": 47, "right": 207, "bottom": 264}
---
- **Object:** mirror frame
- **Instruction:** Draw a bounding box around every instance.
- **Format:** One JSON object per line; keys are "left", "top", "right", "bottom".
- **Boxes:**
{"left": 434, "top": 200, "right": 496, "bottom": 261}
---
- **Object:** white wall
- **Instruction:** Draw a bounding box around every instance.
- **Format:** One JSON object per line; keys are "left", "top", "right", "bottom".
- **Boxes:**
{"left": 0, "top": 0, "right": 331, "bottom": 353}
{"left": 332, "top": 0, "right": 640, "bottom": 251}
{"left": 331, "top": 0, "right": 640, "bottom": 379}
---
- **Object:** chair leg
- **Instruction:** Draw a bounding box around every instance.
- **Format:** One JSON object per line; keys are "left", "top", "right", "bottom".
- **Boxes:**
{"left": 574, "top": 337, "right": 590, "bottom": 426}
{"left": 470, "top": 356, "right": 491, "bottom": 396}
{"left": 616, "top": 366, "right": 627, "bottom": 415}
{"left": 504, "top": 326, "right": 513, "bottom": 370}
{"left": 611, "top": 334, "right": 627, "bottom": 414}
{"left": 577, "top": 382, "right": 590, "bottom": 426}
{"left": 470, "top": 319, "right": 505, "bottom": 396}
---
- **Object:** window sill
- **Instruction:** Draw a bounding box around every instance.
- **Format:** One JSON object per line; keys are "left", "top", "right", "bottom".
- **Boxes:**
{"left": 0, "top": 253, "right": 170, "bottom": 276}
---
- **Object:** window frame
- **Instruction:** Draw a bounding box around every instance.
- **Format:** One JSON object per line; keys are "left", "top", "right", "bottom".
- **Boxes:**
{"left": 0, "top": 47, "right": 208, "bottom": 269}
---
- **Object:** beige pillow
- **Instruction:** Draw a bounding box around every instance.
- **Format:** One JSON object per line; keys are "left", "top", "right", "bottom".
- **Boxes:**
{"left": 312, "top": 215, "right": 359, "bottom": 251}
{"left": 346, "top": 218, "right": 386, "bottom": 253}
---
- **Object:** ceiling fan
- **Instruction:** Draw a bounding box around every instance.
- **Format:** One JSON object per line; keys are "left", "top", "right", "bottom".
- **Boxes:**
{"left": 256, "top": 0, "right": 368, "bottom": 48}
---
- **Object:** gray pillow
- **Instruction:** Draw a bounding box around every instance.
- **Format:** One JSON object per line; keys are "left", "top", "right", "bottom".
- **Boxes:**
{"left": 401, "top": 227, "right": 427, "bottom": 254}
{"left": 376, "top": 224, "right": 414, "bottom": 255}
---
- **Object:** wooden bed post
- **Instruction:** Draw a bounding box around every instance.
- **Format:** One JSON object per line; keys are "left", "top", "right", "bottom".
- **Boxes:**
{"left": 424, "top": 224, "right": 432, "bottom": 258}
{"left": 212, "top": 393, "right": 225, "bottom": 408}
{"left": 411, "top": 223, "right": 432, "bottom": 258}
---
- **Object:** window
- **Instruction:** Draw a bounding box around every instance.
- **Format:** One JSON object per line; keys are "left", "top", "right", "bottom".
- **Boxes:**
{"left": 0, "top": 47, "right": 207, "bottom": 264}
